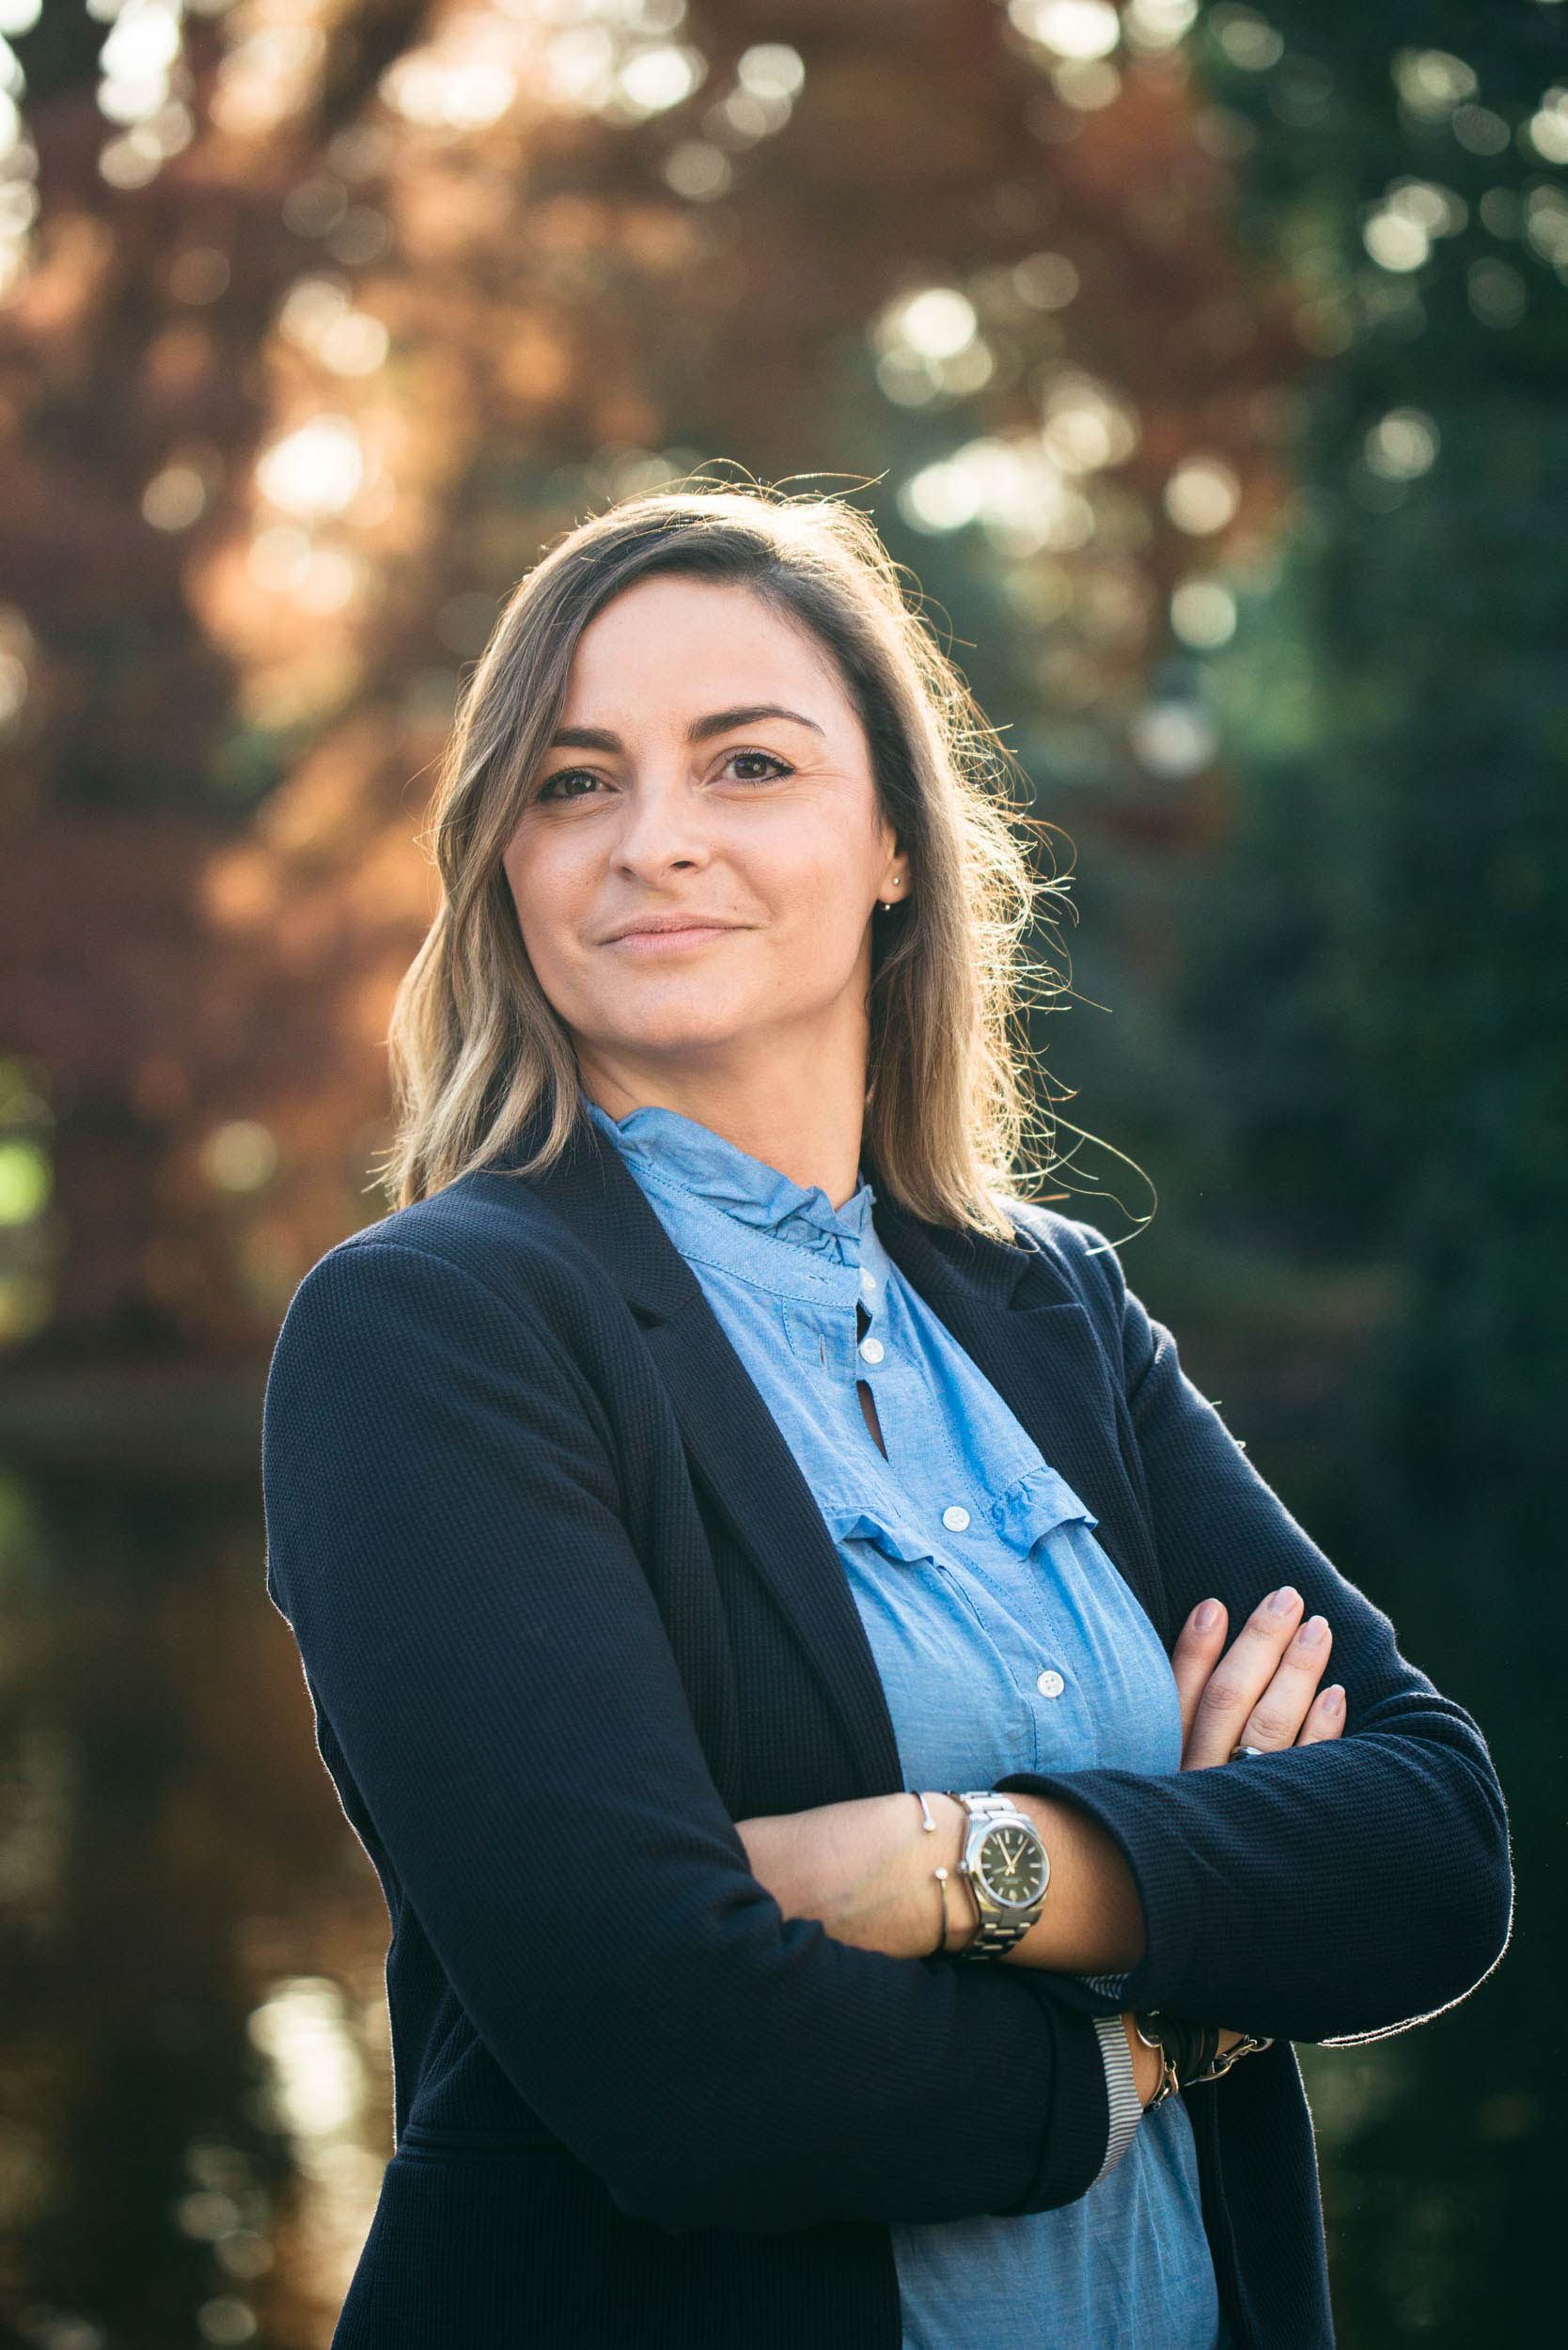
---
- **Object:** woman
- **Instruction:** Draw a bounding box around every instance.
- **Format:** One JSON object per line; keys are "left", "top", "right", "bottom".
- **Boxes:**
{"left": 260, "top": 489, "right": 1512, "bottom": 2350}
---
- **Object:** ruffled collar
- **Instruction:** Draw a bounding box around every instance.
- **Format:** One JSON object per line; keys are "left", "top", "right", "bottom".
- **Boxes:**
{"left": 581, "top": 1092, "right": 876, "bottom": 1268}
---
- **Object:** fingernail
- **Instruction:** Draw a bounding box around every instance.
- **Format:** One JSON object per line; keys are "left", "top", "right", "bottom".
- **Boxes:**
{"left": 1193, "top": 1599, "right": 1221, "bottom": 1633}
{"left": 1323, "top": 1684, "right": 1345, "bottom": 1716}
{"left": 1266, "top": 1586, "right": 1300, "bottom": 1617}
{"left": 1297, "top": 1615, "right": 1328, "bottom": 1648}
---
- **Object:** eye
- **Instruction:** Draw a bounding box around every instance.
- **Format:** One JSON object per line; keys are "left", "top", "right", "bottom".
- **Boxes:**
{"left": 534, "top": 748, "right": 792, "bottom": 803}
{"left": 719, "top": 749, "right": 792, "bottom": 784}
{"left": 534, "top": 767, "right": 609, "bottom": 804}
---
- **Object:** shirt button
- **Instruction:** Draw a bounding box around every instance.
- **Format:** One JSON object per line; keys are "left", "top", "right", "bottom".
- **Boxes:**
{"left": 860, "top": 1267, "right": 878, "bottom": 1297}
{"left": 858, "top": 1336, "right": 885, "bottom": 1365}
{"left": 941, "top": 1505, "right": 970, "bottom": 1532}
{"left": 1037, "top": 1668, "right": 1066, "bottom": 1700}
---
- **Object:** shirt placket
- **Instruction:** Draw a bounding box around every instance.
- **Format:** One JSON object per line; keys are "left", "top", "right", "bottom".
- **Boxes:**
{"left": 848, "top": 1267, "right": 1085, "bottom": 1758}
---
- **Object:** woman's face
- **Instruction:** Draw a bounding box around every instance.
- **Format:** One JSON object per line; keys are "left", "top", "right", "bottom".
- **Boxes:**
{"left": 501, "top": 574, "right": 910, "bottom": 1090}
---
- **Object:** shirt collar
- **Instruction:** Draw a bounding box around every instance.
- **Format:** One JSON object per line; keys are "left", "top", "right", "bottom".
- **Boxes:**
{"left": 579, "top": 1092, "right": 882, "bottom": 1304}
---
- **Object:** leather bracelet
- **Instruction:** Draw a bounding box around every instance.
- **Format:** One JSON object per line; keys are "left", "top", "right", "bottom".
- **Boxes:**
{"left": 1134, "top": 2010, "right": 1273, "bottom": 2090}
{"left": 1173, "top": 2019, "right": 1214, "bottom": 2087}
{"left": 1136, "top": 2012, "right": 1210, "bottom": 2090}
{"left": 1176, "top": 2015, "right": 1264, "bottom": 2087}
{"left": 1187, "top": 2027, "right": 1275, "bottom": 2083}
{"left": 1176, "top": 2020, "right": 1220, "bottom": 2084}
{"left": 1132, "top": 2014, "right": 1181, "bottom": 2107}
{"left": 1137, "top": 2012, "right": 1198, "bottom": 2091}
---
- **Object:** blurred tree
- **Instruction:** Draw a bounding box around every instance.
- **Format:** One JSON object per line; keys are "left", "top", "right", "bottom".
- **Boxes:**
{"left": 0, "top": 0, "right": 1296, "bottom": 1363}
{"left": 0, "top": 5, "right": 1308, "bottom": 2335}
{"left": 1157, "top": 7, "right": 1566, "bottom": 2340}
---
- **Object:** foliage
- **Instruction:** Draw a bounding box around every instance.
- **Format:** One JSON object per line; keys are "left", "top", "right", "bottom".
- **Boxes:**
{"left": 0, "top": 3, "right": 1562, "bottom": 2341}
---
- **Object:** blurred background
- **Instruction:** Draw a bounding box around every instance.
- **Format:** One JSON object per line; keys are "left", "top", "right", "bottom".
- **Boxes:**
{"left": 0, "top": 2, "right": 1562, "bottom": 2342}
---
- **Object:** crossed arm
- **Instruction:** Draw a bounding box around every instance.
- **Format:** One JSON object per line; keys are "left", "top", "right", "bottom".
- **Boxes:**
{"left": 738, "top": 1579, "right": 1350, "bottom": 2103}
{"left": 261, "top": 1220, "right": 1512, "bottom": 2234}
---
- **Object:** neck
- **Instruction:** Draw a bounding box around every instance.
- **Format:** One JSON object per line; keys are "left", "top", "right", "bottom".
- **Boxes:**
{"left": 576, "top": 1044, "right": 869, "bottom": 1210}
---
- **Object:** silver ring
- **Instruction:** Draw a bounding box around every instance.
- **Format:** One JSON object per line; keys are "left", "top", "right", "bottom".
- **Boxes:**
{"left": 1230, "top": 1744, "right": 1267, "bottom": 1761}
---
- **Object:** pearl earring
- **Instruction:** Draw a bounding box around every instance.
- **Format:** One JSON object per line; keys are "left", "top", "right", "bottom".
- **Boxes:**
{"left": 879, "top": 879, "right": 902, "bottom": 912}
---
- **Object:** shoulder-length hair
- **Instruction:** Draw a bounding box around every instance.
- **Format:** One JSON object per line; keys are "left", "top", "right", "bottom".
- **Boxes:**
{"left": 381, "top": 483, "right": 1077, "bottom": 1240}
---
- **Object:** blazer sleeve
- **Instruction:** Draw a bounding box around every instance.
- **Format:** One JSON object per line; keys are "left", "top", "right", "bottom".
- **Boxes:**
{"left": 260, "top": 1234, "right": 1117, "bottom": 2236}
{"left": 994, "top": 1214, "right": 1514, "bottom": 2047}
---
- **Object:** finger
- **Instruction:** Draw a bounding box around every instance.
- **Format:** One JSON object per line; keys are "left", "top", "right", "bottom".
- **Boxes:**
{"left": 1236, "top": 1615, "right": 1334, "bottom": 1750}
{"left": 1184, "top": 1586, "right": 1306, "bottom": 1768}
{"left": 1171, "top": 1599, "right": 1228, "bottom": 1750}
{"left": 1294, "top": 1683, "right": 1346, "bottom": 1747}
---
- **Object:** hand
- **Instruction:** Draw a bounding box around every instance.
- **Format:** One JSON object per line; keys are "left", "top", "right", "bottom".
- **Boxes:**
{"left": 1171, "top": 1586, "right": 1347, "bottom": 1770}
{"left": 1121, "top": 1590, "right": 1338, "bottom": 2110}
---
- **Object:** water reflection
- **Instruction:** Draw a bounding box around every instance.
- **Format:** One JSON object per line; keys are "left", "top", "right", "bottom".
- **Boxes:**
{"left": 247, "top": 1980, "right": 384, "bottom": 2325}
{"left": 0, "top": 1462, "right": 389, "bottom": 2350}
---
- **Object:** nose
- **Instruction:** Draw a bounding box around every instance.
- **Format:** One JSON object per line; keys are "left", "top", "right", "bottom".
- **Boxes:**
{"left": 609, "top": 764, "right": 712, "bottom": 882}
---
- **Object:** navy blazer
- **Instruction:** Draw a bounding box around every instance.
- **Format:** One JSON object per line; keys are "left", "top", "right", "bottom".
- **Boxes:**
{"left": 260, "top": 1106, "right": 1513, "bottom": 2350}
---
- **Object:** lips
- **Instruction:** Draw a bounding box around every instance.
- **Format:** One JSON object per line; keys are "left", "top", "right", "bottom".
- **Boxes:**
{"left": 603, "top": 917, "right": 741, "bottom": 943}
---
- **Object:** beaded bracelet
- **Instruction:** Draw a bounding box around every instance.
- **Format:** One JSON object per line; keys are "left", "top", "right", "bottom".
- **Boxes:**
{"left": 913, "top": 1789, "right": 952, "bottom": 1956}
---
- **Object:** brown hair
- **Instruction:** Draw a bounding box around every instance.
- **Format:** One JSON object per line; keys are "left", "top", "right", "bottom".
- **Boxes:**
{"left": 381, "top": 482, "right": 1084, "bottom": 1241}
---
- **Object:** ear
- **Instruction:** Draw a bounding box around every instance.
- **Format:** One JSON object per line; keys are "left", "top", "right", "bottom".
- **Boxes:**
{"left": 874, "top": 812, "right": 905, "bottom": 881}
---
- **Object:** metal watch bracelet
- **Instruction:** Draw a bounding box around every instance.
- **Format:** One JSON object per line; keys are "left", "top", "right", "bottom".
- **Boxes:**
{"left": 946, "top": 1790, "right": 1050, "bottom": 1959}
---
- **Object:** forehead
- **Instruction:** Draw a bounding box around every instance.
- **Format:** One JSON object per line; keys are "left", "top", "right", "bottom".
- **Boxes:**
{"left": 562, "top": 574, "right": 853, "bottom": 724}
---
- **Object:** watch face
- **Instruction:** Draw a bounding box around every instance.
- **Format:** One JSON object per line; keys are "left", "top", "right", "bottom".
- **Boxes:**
{"left": 976, "top": 1822, "right": 1048, "bottom": 1909}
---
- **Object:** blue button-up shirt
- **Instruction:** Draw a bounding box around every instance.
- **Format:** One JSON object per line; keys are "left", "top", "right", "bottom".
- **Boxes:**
{"left": 584, "top": 1094, "right": 1226, "bottom": 2350}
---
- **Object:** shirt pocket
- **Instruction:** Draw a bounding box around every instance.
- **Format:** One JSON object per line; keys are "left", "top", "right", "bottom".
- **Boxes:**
{"left": 819, "top": 1498, "right": 1043, "bottom": 1789}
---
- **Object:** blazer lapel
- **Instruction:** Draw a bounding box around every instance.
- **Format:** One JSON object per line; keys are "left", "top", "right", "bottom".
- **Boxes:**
{"left": 639, "top": 1300, "right": 907, "bottom": 1791}
{"left": 495, "top": 1109, "right": 1169, "bottom": 1793}
{"left": 502, "top": 1111, "right": 905, "bottom": 1791}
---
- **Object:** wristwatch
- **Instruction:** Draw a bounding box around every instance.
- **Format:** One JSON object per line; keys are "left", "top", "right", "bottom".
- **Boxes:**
{"left": 945, "top": 1790, "right": 1051, "bottom": 1957}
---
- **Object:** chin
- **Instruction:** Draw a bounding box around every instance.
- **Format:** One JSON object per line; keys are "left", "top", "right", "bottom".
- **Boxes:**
{"left": 586, "top": 999, "right": 760, "bottom": 1058}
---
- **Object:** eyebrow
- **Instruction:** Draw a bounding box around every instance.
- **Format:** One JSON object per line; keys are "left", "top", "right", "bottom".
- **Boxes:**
{"left": 545, "top": 703, "right": 826, "bottom": 752}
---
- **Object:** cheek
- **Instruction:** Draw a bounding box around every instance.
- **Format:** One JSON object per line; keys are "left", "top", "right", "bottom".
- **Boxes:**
{"left": 745, "top": 812, "right": 874, "bottom": 915}
{"left": 766, "top": 843, "right": 877, "bottom": 953}
{"left": 505, "top": 841, "right": 584, "bottom": 964}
